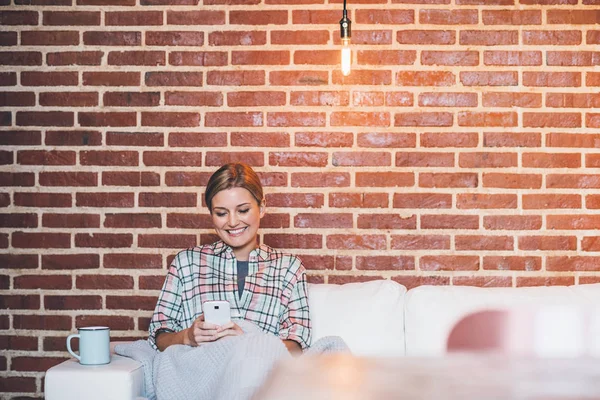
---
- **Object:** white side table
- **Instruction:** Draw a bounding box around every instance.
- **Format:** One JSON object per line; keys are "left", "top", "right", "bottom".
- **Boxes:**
{"left": 45, "top": 354, "right": 145, "bottom": 400}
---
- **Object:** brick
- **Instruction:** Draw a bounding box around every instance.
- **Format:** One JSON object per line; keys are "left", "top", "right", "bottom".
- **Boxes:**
{"left": 356, "top": 256, "right": 414, "bottom": 271}
{"left": 76, "top": 275, "right": 134, "bottom": 289}
{"left": 459, "top": 152, "right": 517, "bottom": 168}
{"left": 392, "top": 275, "right": 450, "bottom": 290}
{"left": 483, "top": 50, "right": 542, "bottom": 66}
{"left": 169, "top": 51, "right": 227, "bottom": 66}
{"left": 517, "top": 277, "right": 574, "bottom": 287}
{"left": 547, "top": 256, "right": 600, "bottom": 272}
{"left": 227, "top": 91, "right": 284, "bottom": 107}
{"left": 461, "top": 30, "right": 518, "bottom": 45}
{"left": 208, "top": 71, "right": 264, "bottom": 86}
{"left": 327, "top": 234, "right": 386, "bottom": 250}
{"left": 385, "top": 92, "right": 413, "bottom": 106}
{"left": 105, "top": 213, "right": 161, "bottom": 228}
{"left": 587, "top": 113, "right": 600, "bottom": 128}
{"left": 0, "top": 172, "right": 34, "bottom": 187}
{"left": 14, "top": 314, "right": 71, "bottom": 330}
{"left": 0, "top": 11, "right": 38, "bottom": 25}
{"left": 167, "top": 213, "right": 211, "bottom": 229}
{"left": 547, "top": 10, "right": 600, "bottom": 24}
{"left": 142, "top": 112, "right": 200, "bottom": 127}
{"left": 357, "top": 50, "right": 416, "bottom": 66}
{"left": 269, "top": 70, "right": 328, "bottom": 86}
{"left": 47, "top": 51, "right": 104, "bottom": 66}
{"left": 79, "top": 112, "right": 136, "bottom": 127}
{"left": 268, "top": 112, "right": 325, "bottom": 127}
{"left": 461, "top": 71, "right": 518, "bottom": 86}
{"left": 329, "top": 276, "right": 384, "bottom": 285}
{"left": 356, "top": 172, "right": 413, "bottom": 187}
{"left": 358, "top": 132, "right": 415, "bottom": 148}
{"left": 522, "top": 152, "right": 580, "bottom": 168}
{"left": 0, "top": 213, "right": 37, "bottom": 228}
{"left": 230, "top": 10, "right": 287, "bottom": 25}
{"left": 269, "top": 152, "right": 327, "bottom": 167}
{"left": 165, "top": 171, "right": 211, "bottom": 187}
{"left": 0, "top": 51, "right": 42, "bottom": 66}
{"left": 329, "top": 192, "right": 388, "bottom": 208}
{"left": 40, "top": 91, "right": 98, "bottom": 107}
{"left": 231, "top": 132, "right": 289, "bottom": 147}
{"left": 483, "top": 10, "right": 541, "bottom": 25}
{"left": 83, "top": 71, "right": 140, "bottom": 86}
{"left": 103, "top": 171, "right": 160, "bottom": 187}
{"left": 294, "top": 213, "right": 352, "bottom": 229}
{"left": 83, "top": 31, "right": 141, "bottom": 46}
{"left": 104, "top": 91, "right": 160, "bottom": 107}
{"left": 522, "top": 194, "right": 581, "bottom": 209}
{"left": 419, "top": 92, "right": 477, "bottom": 107}
{"left": 397, "top": 30, "right": 455, "bottom": 45}
{"left": 45, "top": 295, "right": 102, "bottom": 310}
{"left": 266, "top": 193, "right": 324, "bottom": 208}
{"left": 143, "top": 151, "right": 202, "bottom": 166}
{"left": 14, "top": 192, "right": 71, "bottom": 208}
{"left": 290, "top": 172, "right": 350, "bottom": 187}
{"left": 421, "top": 51, "right": 478, "bottom": 66}
{"left": 169, "top": 131, "right": 225, "bottom": 147}
{"left": 396, "top": 152, "right": 454, "bottom": 167}
{"left": 519, "top": 236, "right": 577, "bottom": 251}
{"left": 524, "top": 72, "right": 581, "bottom": 87}
{"left": 397, "top": 71, "right": 454, "bottom": 86}
{"left": 17, "top": 150, "right": 75, "bottom": 166}
{"left": 548, "top": 215, "right": 600, "bottom": 230}
{"left": 453, "top": 276, "right": 512, "bottom": 287}
{"left": 75, "top": 315, "right": 134, "bottom": 330}
{"left": 391, "top": 235, "right": 450, "bottom": 250}
{"left": 291, "top": 91, "right": 349, "bottom": 106}
{"left": 105, "top": 11, "right": 162, "bottom": 26}
{"left": 42, "top": 213, "right": 99, "bottom": 228}
{"left": 0, "top": 377, "right": 36, "bottom": 392}
{"left": 483, "top": 256, "right": 541, "bottom": 271}
{"left": 15, "top": 275, "right": 71, "bottom": 290}
{"left": 483, "top": 92, "right": 541, "bottom": 108}
{"left": 0, "top": 254, "right": 38, "bottom": 269}
{"left": 547, "top": 51, "right": 600, "bottom": 67}
{"left": 455, "top": 235, "right": 513, "bottom": 251}
{"left": 104, "top": 253, "right": 162, "bottom": 269}
{"left": 421, "top": 256, "right": 479, "bottom": 271}
{"left": 145, "top": 71, "right": 202, "bottom": 86}
{"left": 587, "top": 154, "right": 600, "bottom": 168}
{"left": 294, "top": 132, "right": 352, "bottom": 148}
{"left": 482, "top": 173, "right": 542, "bottom": 189}
{"left": 332, "top": 70, "right": 392, "bottom": 85}
{"left": 76, "top": 192, "right": 134, "bottom": 207}
{"left": 0, "top": 150, "right": 13, "bottom": 164}
{"left": 0, "top": 72, "right": 16, "bottom": 86}
{"left": 22, "top": 30, "right": 79, "bottom": 46}
{"left": 16, "top": 111, "right": 74, "bottom": 127}
{"left": 588, "top": 73, "right": 600, "bottom": 86}
{"left": 356, "top": 9, "right": 413, "bottom": 24}
{"left": 457, "top": 194, "right": 517, "bottom": 209}
{"left": 420, "top": 132, "right": 477, "bottom": 148}
{"left": 547, "top": 94, "right": 600, "bottom": 109}
{"left": 546, "top": 174, "right": 600, "bottom": 189}
{"left": 0, "top": 295, "right": 40, "bottom": 310}
{"left": 75, "top": 233, "right": 133, "bottom": 248}
{"left": 292, "top": 10, "right": 339, "bottom": 24}
{"left": 107, "top": 131, "right": 163, "bottom": 147}
{"left": 106, "top": 296, "right": 156, "bottom": 311}
{"left": 395, "top": 112, "right": 453, "bottom": 127}
{"left": 264, "top": 234, "right": 322, "bottom": 249}
{"left": 43, "top": 11, "right": 100, "bottom": 25}
{"left": 329, "top": 111, "right": 390, "bottom": 127}
{"left": 420, "top": 9, "right": 477, "bottom": 25}
{"left": 206, "top": 151, "right": 264, "bottom": 167}
{"left": 139, "top": 276, "right": 164, "bottom": 290}
{"left": 139, "top": 192, "right": 196, "bottom": 208}
{"left": 483, "top": 215, "right": 542, "bottom": 231}
{"left": 209, "top": 31, "right": 265, "bottom": 46}
{"left": 483, "top": 132, "right": 541, "bottom": 148}
{"left": 357, "top": 214, "right": 416, "bottom": 229}
{"left": 419, "top": 172, "right": 477, "bottom": 188}
{"left": 233, "top": 50, "right": 289, "bottom": 65}
{"left": 271, "top": 30, "right": 329, "bottom": 45}
{"left": 0, "top": 130, "right": 40, "bottom": 145}
{"left": 582, "top": 237, "right": 600, "bottom": 252}
{"left": 522, "top": 30, "right": 582, "bottom": 46}
{"left": 0, "top": 92, "right": 35, "bottom": 106}
{"left": 167, "top": 10, "right": 224, "bottom": 25}
{"left": 12, "top": 356, "right": 68, "bottom": 372}
{"left": 205, "top": 112, "right": 262, "bottom": 127}
{"left": 39, "top": 172, "right": 98, "bottom": 186}
{"left": 393, "top": 193, "right": 451, "bottom": 209}
{"left": 333, "top": 151, "right": 391, "bottom": 167}
{"left": 349, "top": 92, "right": 384, "bottom": 108}
{"left": 42, "top": 254, "right": 99, "bottom": 270}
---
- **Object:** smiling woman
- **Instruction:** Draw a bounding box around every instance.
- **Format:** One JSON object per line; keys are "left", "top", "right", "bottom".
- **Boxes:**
{"left": 147, "top": 163, "right": 311, "bottom": 358}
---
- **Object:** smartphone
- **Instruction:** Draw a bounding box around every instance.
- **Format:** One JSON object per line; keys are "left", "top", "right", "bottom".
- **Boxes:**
{"left": 203, "top": 300, "right": 231, "bottom": 326}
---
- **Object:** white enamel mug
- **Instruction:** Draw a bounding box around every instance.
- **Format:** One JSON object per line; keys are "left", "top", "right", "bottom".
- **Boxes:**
{"left": 66, "top": 326, "right": 110, "bottom": 365}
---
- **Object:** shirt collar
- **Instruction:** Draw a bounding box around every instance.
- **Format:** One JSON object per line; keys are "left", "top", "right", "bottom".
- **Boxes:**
{"left": 212, "top": 240, "right": 268, "bottom": 261}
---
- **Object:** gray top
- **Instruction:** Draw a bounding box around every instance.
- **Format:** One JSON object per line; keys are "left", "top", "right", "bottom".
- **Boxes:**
{"left": 237, "top": 260, "right": 248, "bottom": 298}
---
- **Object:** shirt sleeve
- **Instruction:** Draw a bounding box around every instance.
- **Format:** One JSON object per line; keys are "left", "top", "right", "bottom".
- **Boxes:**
{"left": 147, "top": 254, "right": 184, "bottom": 350}
{"left": 278, "top": 256, "right": 312, "bottom": 350}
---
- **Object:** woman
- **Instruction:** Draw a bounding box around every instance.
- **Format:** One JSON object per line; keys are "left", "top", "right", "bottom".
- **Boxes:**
{"left": 148, "top": 163, "right": 311, "bottom": 355}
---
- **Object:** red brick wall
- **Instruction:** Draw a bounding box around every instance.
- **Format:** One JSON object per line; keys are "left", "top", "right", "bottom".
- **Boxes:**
{"left": 2, "top": 0, "right": 600, "bottom": 396}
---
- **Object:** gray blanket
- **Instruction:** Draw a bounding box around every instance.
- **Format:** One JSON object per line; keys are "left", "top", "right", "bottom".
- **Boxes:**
{"left": 115, "top": 320, "right": 349, "bottom": 400}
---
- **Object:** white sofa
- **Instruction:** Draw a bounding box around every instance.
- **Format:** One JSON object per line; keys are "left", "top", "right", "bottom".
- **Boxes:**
{"left": 46, "top": 280, "right": 600, "bottom": 400}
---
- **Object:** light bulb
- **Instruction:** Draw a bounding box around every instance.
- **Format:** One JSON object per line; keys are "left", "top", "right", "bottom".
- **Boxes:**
{"left": 341, "top": 37, "right": 351, "bottom": 76}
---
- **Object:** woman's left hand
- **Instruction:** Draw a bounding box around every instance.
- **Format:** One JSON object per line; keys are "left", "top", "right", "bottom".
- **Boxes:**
{"left": 212, "top": 321, "right": 244, "bottom": 341}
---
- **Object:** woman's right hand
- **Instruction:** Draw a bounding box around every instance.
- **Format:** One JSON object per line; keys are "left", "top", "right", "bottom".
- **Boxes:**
{"left": 184, "top": 315, "right": 221, "bottom": 347}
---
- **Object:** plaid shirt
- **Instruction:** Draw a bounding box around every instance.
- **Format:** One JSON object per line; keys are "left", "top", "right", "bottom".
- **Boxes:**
{"left": 148, "top": 241, "right": 311, "bottom": 350}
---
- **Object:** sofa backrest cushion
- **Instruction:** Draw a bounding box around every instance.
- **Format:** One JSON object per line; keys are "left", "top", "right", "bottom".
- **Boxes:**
{"left": 308, "top": 280, "right": 407, "bottom": 356}
{"left": 404, "top": 284, "right": 600, "bottom": 357}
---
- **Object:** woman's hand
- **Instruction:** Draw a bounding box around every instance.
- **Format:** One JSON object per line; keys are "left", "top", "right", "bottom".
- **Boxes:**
{"left": 184, "top": 315, "right": 244, "bottom": 346}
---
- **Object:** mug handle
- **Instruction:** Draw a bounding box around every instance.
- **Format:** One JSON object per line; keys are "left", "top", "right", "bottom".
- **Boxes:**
{"left": 66, "top": 334, "right": 81, "bottom": 361}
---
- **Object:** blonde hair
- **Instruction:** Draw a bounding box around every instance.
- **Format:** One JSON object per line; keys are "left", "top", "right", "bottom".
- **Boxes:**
{"left": 204, "top": 163, "right": 263, "bottom": 212}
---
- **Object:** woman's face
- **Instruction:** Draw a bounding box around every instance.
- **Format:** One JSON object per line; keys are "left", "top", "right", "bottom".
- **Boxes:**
{"left": 210, "top": 187, "right": 265, "bottom": 260}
